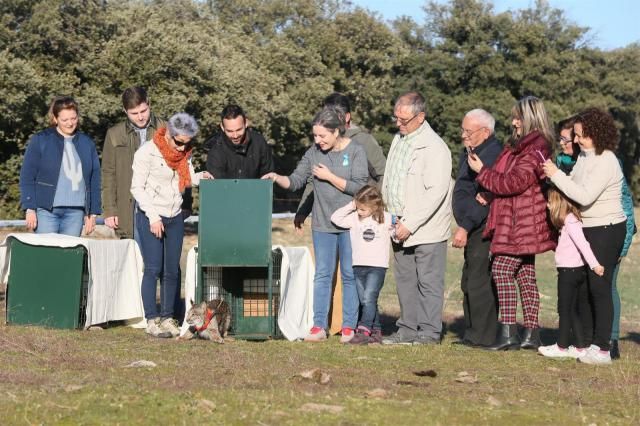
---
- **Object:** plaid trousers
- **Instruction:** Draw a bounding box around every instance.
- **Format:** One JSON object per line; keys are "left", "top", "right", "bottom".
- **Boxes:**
{"left": 492, "top": 254, "right": 539, "bottom": 328}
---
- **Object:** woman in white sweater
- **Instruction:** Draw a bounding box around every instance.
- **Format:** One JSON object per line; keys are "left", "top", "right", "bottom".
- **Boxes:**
{"left": 131, "top": 113, "right": 210, "bottom": 338}
{"left": 543, "top": 107, "right": 626, "bottom": 365}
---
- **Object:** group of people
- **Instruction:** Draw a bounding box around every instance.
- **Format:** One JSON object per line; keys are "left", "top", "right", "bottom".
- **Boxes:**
{"left": 18, "top": 88, "right": 635, "bottom": 364}
{"left": 445, "top": 96, "right": 633, "bottom": 366}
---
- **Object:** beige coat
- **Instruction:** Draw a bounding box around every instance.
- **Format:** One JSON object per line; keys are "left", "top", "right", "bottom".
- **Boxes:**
{"left": 130, "top": 141, "right": 203, "bottom": 225}
{"left": 382, "top": 121, "right": 453, "bottom": 247}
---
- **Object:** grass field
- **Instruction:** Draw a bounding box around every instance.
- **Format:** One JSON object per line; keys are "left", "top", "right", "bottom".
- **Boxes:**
{"left": 1, "top": 213, "right": 639, "bottom": 425}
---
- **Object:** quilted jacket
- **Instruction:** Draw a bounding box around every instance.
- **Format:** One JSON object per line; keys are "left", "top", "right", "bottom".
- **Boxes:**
{"left": 476, "top": 131, "right": 556, "bottom": 256}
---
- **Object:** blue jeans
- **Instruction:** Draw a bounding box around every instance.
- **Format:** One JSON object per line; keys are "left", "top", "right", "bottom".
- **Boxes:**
{"left": 36, "top": 207, "right": 84, "bottom": 236}
{"left": 354, "top": 266, "right": 386, "bottom": 330}
{"left": 312, "top": 230, "right": 358, "bottom": 329}
{"left": 136, "top": 210, "right": 184, "bottom": 320}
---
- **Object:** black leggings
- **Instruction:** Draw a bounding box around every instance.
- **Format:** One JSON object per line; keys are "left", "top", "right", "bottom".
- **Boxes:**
{"left": 556, "top": 267, "right": 587, "bottom": 348}
{"left": 578, "top": 221, "right": 626, "bottom": 351}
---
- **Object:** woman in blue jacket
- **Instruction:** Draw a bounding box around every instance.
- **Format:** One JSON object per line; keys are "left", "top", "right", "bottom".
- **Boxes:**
{"left": 19, "top": 96, "right": 101, "bottom": 236}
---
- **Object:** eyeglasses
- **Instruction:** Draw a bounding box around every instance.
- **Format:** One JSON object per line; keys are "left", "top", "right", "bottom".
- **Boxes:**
{"left": 172, "top": 135, "right": 191, "bottom": 147}
{"left": 460, "top": 127, "right": 486, "bottom": 137}
{"left": 392, "top": 113, "right": 420, "bottom": 126}
{"left": 559, "top": 136, "right": 572, "bottom": 145}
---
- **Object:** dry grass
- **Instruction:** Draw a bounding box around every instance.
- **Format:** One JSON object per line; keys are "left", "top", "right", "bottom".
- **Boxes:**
{"left": 1, "top": 215, "right": 639, "bottom": 424}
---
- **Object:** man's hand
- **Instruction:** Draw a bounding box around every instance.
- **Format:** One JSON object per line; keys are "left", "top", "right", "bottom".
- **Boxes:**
{"left": 293, "top": 214, "right": 306, "bottom": 236}
{"left": 150, "top": 220, "right": 164, "bottom": 239}
{"left": 25, "top": 209, "right": 37, "bottom": 231}
{"left": 105, "top": 216, "right": 119, "bottom": 229}
{"left": 394, "top": 222, "right": 411, "bottom": 241}
{"left": 452, "top": 227, "right": 468, "bottom": 248}
{"left": 83, "top": 215, "right": 96, "bottom": 235}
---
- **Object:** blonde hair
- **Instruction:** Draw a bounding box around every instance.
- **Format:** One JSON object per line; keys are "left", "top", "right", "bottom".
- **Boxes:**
{"left": 510, "top": 96, "right": 555, "bottom": 147}
{"left": 354, "top": 185, "right": 385, "bottom": 224}
{"left": 547, "top": 187, "right": 581, "bottom": 229}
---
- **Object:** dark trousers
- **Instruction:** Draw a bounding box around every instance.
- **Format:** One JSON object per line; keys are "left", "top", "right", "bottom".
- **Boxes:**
{"left": 556, "top": 267, "right": 587, "bottom": 348}
{"left": 460, "top": 225, "right": 498, "bottom": 346}
{"left": 136, "top": 210, "right": 184, "bottom": 320}
{"left": 578, "top": 222, "right": 626, "bottom": 351}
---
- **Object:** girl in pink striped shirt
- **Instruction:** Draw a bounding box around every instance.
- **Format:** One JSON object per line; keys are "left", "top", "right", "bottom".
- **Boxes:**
{"left": 538, "top": 188, "right": 604, "bottom": 359}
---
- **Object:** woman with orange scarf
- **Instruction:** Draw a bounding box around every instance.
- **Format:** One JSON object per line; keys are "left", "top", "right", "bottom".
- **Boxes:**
{"left": 131, "top": 113, "right": 211, "bottom": 338}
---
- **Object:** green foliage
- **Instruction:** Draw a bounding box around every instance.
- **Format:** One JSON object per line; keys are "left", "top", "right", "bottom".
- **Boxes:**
{"left": 1, "top": 0, "right": 639, "bottom": 217}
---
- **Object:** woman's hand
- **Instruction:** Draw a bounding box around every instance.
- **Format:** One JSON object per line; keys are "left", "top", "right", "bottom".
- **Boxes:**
{"left": 261, "top": 172, "right": 279, "bottom": 183}
{"left": 312, "top": 164, "right": 334, "bottom": 181}
{"left": 83, "top": 215, "right": 96, "bottom": 235}
{"left": 25, "top": 209, "right": 37, "bottom": 231}
{"left": 467, "top": 153, "right": 484, "bottom": 173}
{"left": 150, "top": 220, "right": 164, "bottom": 239}
{"left": 542, "top": 159, "right": 558, "bottom": 178}
{"left": 200, "top": 171, "right": 213, "bottom": 180}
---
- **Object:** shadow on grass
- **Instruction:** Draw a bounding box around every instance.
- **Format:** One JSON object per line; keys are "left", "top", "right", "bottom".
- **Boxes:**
{"left": 622, "top": 332, "right": 640, "bottom": 345}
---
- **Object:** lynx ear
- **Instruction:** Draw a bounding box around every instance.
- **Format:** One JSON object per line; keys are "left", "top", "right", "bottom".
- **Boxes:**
{"left": 189, "top": 299, "right": 195, "bottom": 306}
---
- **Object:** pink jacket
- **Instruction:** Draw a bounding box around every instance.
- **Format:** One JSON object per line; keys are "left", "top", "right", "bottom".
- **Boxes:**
{"left": 331, "top": 201, "right": 392, "bottom": 268}
{"left": 555, "top": 213, "right": 600, "bottom": 269}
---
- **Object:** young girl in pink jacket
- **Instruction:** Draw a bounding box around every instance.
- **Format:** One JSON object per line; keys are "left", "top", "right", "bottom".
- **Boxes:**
{"left": 331, "top": 185, "right": 393, "bottom": 344}
{"left": 538, "top": 188, "right": 604, "bottom": 359}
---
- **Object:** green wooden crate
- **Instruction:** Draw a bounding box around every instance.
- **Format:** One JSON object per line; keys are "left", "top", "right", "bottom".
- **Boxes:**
{"left": 6, "top": 238, "right": 88, "bottom": 329}
{"left": 197, "top": 180, "right": 280, "bottom": 339}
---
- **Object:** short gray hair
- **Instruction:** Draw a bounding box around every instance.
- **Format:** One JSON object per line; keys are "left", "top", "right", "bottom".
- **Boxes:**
{"left": 395, "top": 91, "right": 425, "bottom": 115}
{"left": 464, "top": 109, "right": 495, "bottom": 133}
{"left": 168, "top": 112, "right": 199, "bottom": 138}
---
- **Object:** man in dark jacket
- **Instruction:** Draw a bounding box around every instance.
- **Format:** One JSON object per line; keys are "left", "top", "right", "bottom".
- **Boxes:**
{"left": 452, "top": 109, "right": 502, "bottom": 347}
{"left": 102, "top": 87, "right": 166, "bottom": 239}
{"left": 205, "top": 104, "right": 274, "bottom": 179}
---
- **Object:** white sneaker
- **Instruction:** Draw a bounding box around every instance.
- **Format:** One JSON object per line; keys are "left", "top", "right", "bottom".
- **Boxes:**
{"left": 159, "top": 318, "right": 180, "bottom": 337}
{"left": 567, "top": 346, "right": 587, "bottom": 359}
{"left": 304, "top": 326, "right": 327, "bottom": 342}
{"left": 146, "top": 318, "right": 172, "bottom": 338}
{"left": 538, "top": 343, "right": 573, "bottom": 358}
{"left": 578, "top": 345, "right": 612, "bottom": 365}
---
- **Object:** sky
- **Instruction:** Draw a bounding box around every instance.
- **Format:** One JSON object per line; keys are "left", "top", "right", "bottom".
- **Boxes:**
{"left": 349, "top": 0, "right": 640, "bottom": 50}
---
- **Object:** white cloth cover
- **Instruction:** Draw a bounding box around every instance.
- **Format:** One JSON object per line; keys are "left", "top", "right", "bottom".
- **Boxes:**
{"left": 180, "top": 245, "right": 314, "bottom": 341}
{"left": 0, "top": 233, "right": 145, "bottom": 328}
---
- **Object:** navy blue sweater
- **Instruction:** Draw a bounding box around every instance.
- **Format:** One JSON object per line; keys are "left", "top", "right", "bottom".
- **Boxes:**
{"left": 20, "top": 127, "right": 101, "bottom": 215}
{"left": 452, "top": 136, "right": 502, "bottom": 232}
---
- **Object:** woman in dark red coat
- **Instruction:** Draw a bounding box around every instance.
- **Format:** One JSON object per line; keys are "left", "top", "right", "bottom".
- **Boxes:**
{"left": 468, "top": 96, "right": 556, "bottom": 350}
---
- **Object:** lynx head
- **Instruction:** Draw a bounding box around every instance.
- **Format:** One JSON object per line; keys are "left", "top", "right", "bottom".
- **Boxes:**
{"left": 185, "top": 300, "right": 209, "bottom": 328}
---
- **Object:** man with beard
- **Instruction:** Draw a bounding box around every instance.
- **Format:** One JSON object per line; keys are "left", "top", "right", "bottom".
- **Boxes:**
{"left": 205, "top": 104, "right": 274, "bottom": 179}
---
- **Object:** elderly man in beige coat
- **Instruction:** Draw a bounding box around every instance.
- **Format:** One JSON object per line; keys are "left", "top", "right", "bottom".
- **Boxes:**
{"left": 381, "top": 91, "right": 453, "bottom": 345}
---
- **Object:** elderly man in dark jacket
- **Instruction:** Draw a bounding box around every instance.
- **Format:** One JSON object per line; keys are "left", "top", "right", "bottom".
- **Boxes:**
{"left": 452, "top": 109, "right": 502, "bottom": 347}
{"left": 205, "top": 104, "right": 274, "bottom": 179}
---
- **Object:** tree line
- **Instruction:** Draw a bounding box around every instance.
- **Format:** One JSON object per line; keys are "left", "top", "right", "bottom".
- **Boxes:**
{"left": 1, "top": 0, "right": 638, "bottom": 218}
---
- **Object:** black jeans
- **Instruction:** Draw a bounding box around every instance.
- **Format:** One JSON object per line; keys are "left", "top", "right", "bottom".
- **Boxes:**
{"left": 579, "top": 221, "right": 626, "bottom": 351}
{"left": 556, "top": 267, "right": 587, "bottom": 348}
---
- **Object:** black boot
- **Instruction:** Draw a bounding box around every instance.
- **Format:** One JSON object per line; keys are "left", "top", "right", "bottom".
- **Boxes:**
{"left": 610, "top": 340, "right": 620, "bottom": 360}
{"left": 520, "top": 328, "right": 541, "bottom": 350}
{"left": 485, "top": 323, "right": 520, "bottom": 351}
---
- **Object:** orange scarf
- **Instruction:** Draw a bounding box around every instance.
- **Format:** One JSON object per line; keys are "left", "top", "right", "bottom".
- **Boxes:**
{"left": 153, "top": 127, "right": 192, "bottom": 192}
